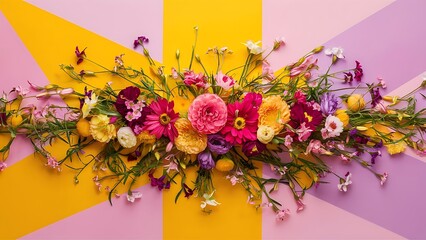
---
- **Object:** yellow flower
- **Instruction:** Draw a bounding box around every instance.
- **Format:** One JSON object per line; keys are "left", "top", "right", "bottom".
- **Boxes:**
{"left": 257, "top": 125, "right": 275, "bottom": 144}
{"left": 334, "top": 109, "right": 349, "bottom": 128}
{"left": 7, "top": 114, "right": 23, "bottom": 127}
{"left": 382, "top": 96, "right": 400, "bottom": 106}
{"left": 215, "top": 158, "right": 235, "bottom": 172}
{"left": 89, "top": 114, "right": 116, "bottom": 143}
{"left": 137, "top": 130, "right": 156, "bottom": 144}
{"left": 82, "top": 93, "right": 98, "bottom": 118}
{"left": 174, "top": 118, "right": 207, "bottom": 154}
{"left": 386, "top": 142, "right": 407, "bottom": 155}
{"left": 76, "top": 118, "right": 91, "bottom": 137}
{"left": 258, "top": 95, "right": 290, "bottom": 134}
{"left": 347, "top": 94, "right": 365, "bottom": 112}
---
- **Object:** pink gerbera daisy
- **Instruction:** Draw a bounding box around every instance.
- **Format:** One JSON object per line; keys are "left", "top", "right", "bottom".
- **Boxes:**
{"left": 143, "top": 98, "right": 179, "bottom": 142}
{"left": 220, "top": 93, "right": 261, "bottom": 145}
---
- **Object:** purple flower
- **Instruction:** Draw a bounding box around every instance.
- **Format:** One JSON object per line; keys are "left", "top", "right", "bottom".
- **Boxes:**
{"left": 75, "top": 46, "right": 86, "bottom": 65}
{"left": 207, "top": 134, "right": 233, "bottom": 155}
{"left": 354, "top": 61, "right": 363, "bottom": 81}
{"left": 198, "top": 150, "right": 215, "bottom": 170}
{"left": 343, "top": 72, "right": 353, "bottom": 84}
{"left": 149, "top": 172, "right": 170, "bottom": 191}
{"left": 370, "top": 87, "right": 382, "bottom": 107}
{"left": 320, "top": 93, "right": 339, "bottom": 116}
{"left": 242, "top": 140, "right": 266, "bottom": 157}
{"left": 133, "top": 36, "right": 149, "bottom": 49}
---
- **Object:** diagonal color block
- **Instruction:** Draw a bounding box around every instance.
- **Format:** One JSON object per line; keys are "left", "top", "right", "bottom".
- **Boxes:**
{"left": 25, "top": 0, "right": 164, "bottom": 62}
{"left": 0, "top": 1, "right": 158, "bottom": 238}
{"left": 261, "top": 183, "right": 404, "bottom": 239}
{"left": 262, "top": 0, "right": 395, "bottom": 70}
{"left": 21, "top": 185, "right": 163, "bottom": 240}
{"left": 0, "top": 11, "right": 53, "bottom": 167}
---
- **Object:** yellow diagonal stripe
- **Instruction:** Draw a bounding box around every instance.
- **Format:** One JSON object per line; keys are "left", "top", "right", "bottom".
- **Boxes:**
{"left": 163, "top": 0, "right": 262, "bottom": 239}
{"left": 0, "top": 1, "right": 155, "bottom": 238}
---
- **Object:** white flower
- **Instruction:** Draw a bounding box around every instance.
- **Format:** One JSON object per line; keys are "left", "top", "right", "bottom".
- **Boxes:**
{"left": 321, "top": 115, "right": 344, "bottom": 139}
{"left": 82, "top": 93, "right": 98, "bottom": 118}
{"left": 243, "top": 40, "right": 262, "bottom": 55}
{"left": 200, "top": 191, "right": 220, "bottom": 209}
{"left": 324, "top": 47, "right": 344, "bottom": 59}
{"left": 215, "top": 71, "right": 235, "bottom": 91}
{"left": 338, "top": 173, "right": 352, "bottom": 192}
{"left": 257, "top": 125, "right": 275, "bottom": 144}
{"left": 117, "top": 127, "right": 137, "bottom": 148}
{"left": 126, "top": 191, "right": 142, "bottom": 203}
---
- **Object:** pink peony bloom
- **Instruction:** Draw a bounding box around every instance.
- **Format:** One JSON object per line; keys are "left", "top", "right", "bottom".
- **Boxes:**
{"left": 188, "top": 93, "right": 228, "bottom": 134}
{"left": 143, "top": 98, "right": 179, "bottom": 142}
{"left": 183, "top": 70, "right": 209, "bottom": 89}
{"left": 215, "top": 71, "right": 235, "bottom": 91}
{"left": 220, "top": 93, "right": 261, "bottom": 145}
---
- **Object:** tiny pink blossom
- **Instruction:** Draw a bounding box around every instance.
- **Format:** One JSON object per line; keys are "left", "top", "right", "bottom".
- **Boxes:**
{"left": 290, "top": 55, "right": 317, "bottom": 77}
{"left": 93, "top": 175, "right": 102, "bottom": 191}
{"left": 0, "top": 161, "right": 7, "bottom": 172}
{"left": 273, "top": 37, "right": 286, "bottom": 50}
{"left": 166, "top": 142, "right": 174, "bottom": 152}
{"left": 297, "top": 122, "right": 313, "bottom": 142}
{"left": 380, "top": 172, "right": 389, "bottom": 186}
{"left": 377, "top": 77, "right": 387, "bottom": 89}
{"left": 276, "top": 209, "right": 291, "bottom": 222}
{"left": 305, "top": 140, "right": 329, "bottom": 155}
{"left": 262, "top": 60, "right": 275, "bottom": 80}
{"left": 46, "top": 155, "right": 61, "bottom": 171}
{"left": 126, "top": 191, "right": 143, "bottom": 203}
{"left": 164, "top": 159, "right": 179, "bottom": 173}
{"left": 171, "top": 67, "right": 179, "bottom": 79}
{"left": 284, "top": 135, "right": 293, "bottom": 148}
{"left": 296, "top": 198, "right": 305, "bottom": 212}
{"left": 215, "top": 71, "right": 235, "bottom": 91}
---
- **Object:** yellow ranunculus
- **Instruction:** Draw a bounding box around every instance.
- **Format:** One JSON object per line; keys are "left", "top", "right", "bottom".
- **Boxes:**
{"left": 347, "top": 94, "right": 365, "bottom": 112}
{"left": 258, "top": 95, "right": 290, "bottom": 134}
{"left": 89, "top": 114, "right": 116, "bottom": 143}
{"left": 334, "top": 109, "right": 349, "bottom": 128}
{"left": 174, "top": 118, "right": 207, "bottom": 154}
{"left": 137, "top": 130, "right": 156, "bottom": 144}
{"left": 215, "top": 158, "right": 235, "bottom": 172}
{"left": 76, "top": 118, "right": 91, "bottom": 137}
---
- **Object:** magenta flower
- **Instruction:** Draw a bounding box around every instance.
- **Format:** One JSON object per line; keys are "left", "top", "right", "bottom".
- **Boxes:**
{"left": 115, "top": 86, "right": 141, "bottom": 116}
{"left": 183, "top": 71, "right": 209, "bottom": 89}
{"left": 75, "top": 46, "right": 86, "bottom": 65}
{"left": 133, "top": 36, "right": 149, "bottom": 49}
{"left": 354, "top": 60, "right": 363, "bottom": 81}
{"left": 220, "top": 93, "right": 261, "bottom": 145}
{"left": 143, "top": 98, "right": 179, "bottom": 142}
{"left": 242, "top": 140, "right": 266, "bottom": 157}
{"left": 148, "top": 172, "right": 170, "bottom": 191}
{"left": 343, "top": 72, "right": 354, "bottom": 84}
{"left": 188, "top": 93, "right": 227, "bottom": 134}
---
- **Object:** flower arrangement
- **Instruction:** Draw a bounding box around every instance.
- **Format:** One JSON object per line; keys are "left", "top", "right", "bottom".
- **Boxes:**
{"left": 1, "top": 30, "right": 425, "bottom": 218}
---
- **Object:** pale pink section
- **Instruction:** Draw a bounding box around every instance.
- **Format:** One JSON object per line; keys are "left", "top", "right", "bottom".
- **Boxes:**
{"left": 0, "top": 11, "right": 58, "bottom": 166}
{"left": 25, "top": 0, "right": 164, "bottom": 62}
{"left": 21, "top": 184, "right": 163, "bottom": 239}
{"left": 262, "top": 0, "right": 395, "bottom": 70}
{"left": 262, "top": 187, "right": 405, "bottom": 239}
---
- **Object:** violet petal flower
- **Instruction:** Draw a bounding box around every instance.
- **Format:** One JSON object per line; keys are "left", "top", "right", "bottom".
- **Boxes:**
{"left": 198, "top": 150, "right": 215, "bottom": 170}
{"left": 320, "top": 93, "right": 339, "bottom": 116}
{"left": 207, "top": 134, "right": 233, "bottom": 155}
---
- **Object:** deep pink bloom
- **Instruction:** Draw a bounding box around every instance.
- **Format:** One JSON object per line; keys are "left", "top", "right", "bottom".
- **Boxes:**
{"left": 288, "top": 102, "right": 323, "bottom": 142}
{"left": 143, "top": 98, "right": 179, "bottom": 142}
{"left": 188, "top": 93, "right": 227, "bottom": 134}
{"left": 220, "top": 93, "right": 261, "bottom": 145}
{"left": 183, "top": 71, "right": 209, "bottom": 89}
{"left": 242, "top": 140, "right": 266, "bottom": 157}
{"left": 354, "top": 60, "right": 363, "bottom": 81}
{"left": 294, "top": 90, "right": 307, "bottom": 104}
{"left": 133, "top": 36, "right": 149, "bottom": 49}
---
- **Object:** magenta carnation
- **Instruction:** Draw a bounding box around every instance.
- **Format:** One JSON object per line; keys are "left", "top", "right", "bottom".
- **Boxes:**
{"left": 220, "top": 93, "right": 261, "bottom": 145}
{"left": 188, "top": 93, "right": 227, "bottom": 134}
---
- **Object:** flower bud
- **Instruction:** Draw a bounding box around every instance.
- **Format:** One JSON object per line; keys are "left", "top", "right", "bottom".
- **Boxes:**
{"left": 312, "top": 46, "right": 324, "bottom": 54}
